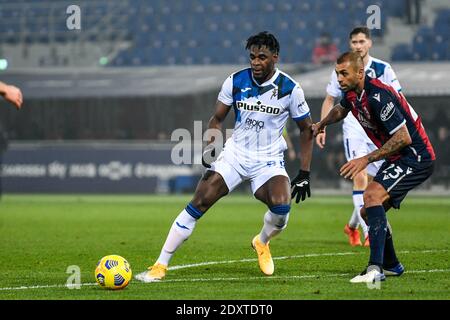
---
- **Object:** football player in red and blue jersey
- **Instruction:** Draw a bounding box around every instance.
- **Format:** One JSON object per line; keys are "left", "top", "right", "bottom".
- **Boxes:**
{"left": 313, "top": 52, "right": 435, "bottom": 283}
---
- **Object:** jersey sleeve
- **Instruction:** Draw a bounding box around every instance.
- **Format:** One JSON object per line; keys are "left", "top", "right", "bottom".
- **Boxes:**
{"left": 374, "top": 91, "right": 406, "bottom": 135}
{"left": 326, "top": 70, "right": 342, "bottom": 98}
{"left": 289, "top": 85, "right": 310, "bottom": 121}
{"left": 339, "top": 94, "right": 352, "bottom": 110}
{"left": 383, "top": 64, "right": 402, "bottom": 93}
{"left": 217, "top": 75, "right": 233, "bottom": 106}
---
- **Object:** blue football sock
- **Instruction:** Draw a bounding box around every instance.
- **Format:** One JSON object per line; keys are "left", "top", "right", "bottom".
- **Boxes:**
{"left": 383, "top": 227, "right": 399, "bottom": 268}
{"left": 366, "top": 205, "right": 387, "bottom": 268}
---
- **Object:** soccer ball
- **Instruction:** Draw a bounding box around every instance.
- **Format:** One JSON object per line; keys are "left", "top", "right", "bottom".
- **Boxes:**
{"left": 95, "top": 255, "right": 132, "bottom": 290}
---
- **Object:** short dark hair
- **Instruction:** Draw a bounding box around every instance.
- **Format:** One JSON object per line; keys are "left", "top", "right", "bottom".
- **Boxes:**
{"left": 336, "top": 51, "right": 364, "bottom": 71}
{"left": 349, "top": 26, "right": 371, "bottom": 39}
{"left": 246, "top": 31, "right": 280, "bottom": 55}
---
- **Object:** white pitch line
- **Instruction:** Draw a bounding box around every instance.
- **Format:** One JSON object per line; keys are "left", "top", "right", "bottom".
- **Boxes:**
{"left": 159, "top": 268, "right": 450, "bottom": 283}
{"left": 169, "top": 251, "right": 359, "bottom": 270}
{"left": 0, "top": 282, "right": 98, "bottom": 291}
{"left": 169, "top": 249, "right": 448, "bottom": 271}
{"left": 0, "top": 249, "right": 447, "bottom": 291}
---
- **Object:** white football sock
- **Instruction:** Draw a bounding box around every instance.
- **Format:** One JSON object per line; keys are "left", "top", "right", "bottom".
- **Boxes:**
{"left": 348, "top": 208, "right": 360, "bottom": 229}
{"left": 156, "top": 209, "right": 197, "bottom": 266}
{"left": 348, "top": 191, "right": 364, "bottom": 229}
{"left": 259, "top": 210, "right": 289, "bottom": 245}
{"left": 358, "top": 211, "right": 369, "bottom": 238}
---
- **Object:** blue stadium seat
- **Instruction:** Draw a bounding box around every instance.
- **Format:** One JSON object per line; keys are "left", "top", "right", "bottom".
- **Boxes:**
{"left": 391, "top": 43, "right": 414, "bottom": 61}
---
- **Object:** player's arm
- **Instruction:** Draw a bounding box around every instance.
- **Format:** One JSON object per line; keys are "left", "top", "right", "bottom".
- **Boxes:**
{"left": 0, "top": 81, "right": 23, "bottom": 109}
{"left": 202, "top": 101, "right": 231, "bottom": 167}
{"left": 291, "top": 116, "right": 313, "bottom": 203}
{"left": 312, "top": 103, "right": 350, "bottom": 137}
{"left": 367, "top": 125, "right": 412, "bottom": 163}
{"left": 340, "top": 125, "right": 412, "bottom": 179}
{"left": 205, "top": 101, "right": 231, "bottom": 145}
{"left": 296, "top": 116, "right": 313, "bottom": 172}
{"left": 315, "top": 94, "right": 336, "bottom": 148}
{"left": 282, "top": 127, "right": 296, "bottom": 161}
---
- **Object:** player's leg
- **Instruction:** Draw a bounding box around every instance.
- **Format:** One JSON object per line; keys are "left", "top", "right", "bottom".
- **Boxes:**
{"left": 345, "top": 170, "right": 367, "bottom": 246}
{"left": 383, "top": 218, "right": 404, "bottom": 276}
{"left": 362, "top": 143, "right": 385, "bottom": 247}
{"left": 251, "top": 170, "right": 291, "bottom": 276}
{"left": 136, "top": 147, "right": 246, "bottom": 282}
{"left": 156, "top": 171, "right": 230, "bottom": 265}
{"left": 343, "top": 136, "right": 368, "bottom": 246}
{"left": 254, "top": 175, "right": 291, "bottom": 244}
{"left": 135, "top": 171, "right": 230, "bottom": 282}
{"left": 359, "top": 198, "right": 401, "bottom": 275}
{"left": 350, "top": 181, "right": 389, "bottom": 283}
{"left": 351, "top": 159, "right": 434, "bottom": 283}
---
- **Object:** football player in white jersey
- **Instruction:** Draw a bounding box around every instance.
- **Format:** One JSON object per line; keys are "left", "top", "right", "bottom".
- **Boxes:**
{"left": 135, "top": 32, "right": 313, "bottom": 282}
{"left": 316, "top": 27, "right": 402, "bottom": 247}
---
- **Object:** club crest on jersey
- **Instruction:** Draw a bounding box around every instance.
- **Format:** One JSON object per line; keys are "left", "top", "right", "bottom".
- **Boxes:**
{"left": 380, "top": 102, "right": 395, "bottom": 121}
{"left": 236, "top": 101, "right": 280, "bottom": 115}
{"left": 270, "top": 88, "right": 278, "bottom": 99}
{"left": 356, "top": 112, "right": 376, "bottom": 130}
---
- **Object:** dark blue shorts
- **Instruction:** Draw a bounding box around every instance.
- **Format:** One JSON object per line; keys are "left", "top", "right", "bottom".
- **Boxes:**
{"left": 374, "top": 159, "right": 434, "bottom": 209}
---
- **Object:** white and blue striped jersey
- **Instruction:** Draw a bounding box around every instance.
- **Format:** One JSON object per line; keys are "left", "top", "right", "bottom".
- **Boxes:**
{"left": 326, "top": 56, "right": 402, "bottom": 139}
{"left": 218, "top": 68, "right": 310, "bottom": 161}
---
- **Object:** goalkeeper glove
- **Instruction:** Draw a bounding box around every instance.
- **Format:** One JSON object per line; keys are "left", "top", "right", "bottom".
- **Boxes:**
{"left": 291, "top": 170, "right": 311, "bottom": 203}
{"left": 201, "top": 144, "right": 217, "bottom": 168}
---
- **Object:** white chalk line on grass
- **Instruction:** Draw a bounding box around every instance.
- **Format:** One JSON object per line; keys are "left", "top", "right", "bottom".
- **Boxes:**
{"left": 0, "top": 249, "right": 447, "bottom": 291}
{"left": 169, "top": 249, "right": 448, "bottom": 271}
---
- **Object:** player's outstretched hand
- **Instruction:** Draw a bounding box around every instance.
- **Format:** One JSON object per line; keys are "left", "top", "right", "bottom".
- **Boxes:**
{"left": 201, "top": 144, "right": 217, "bottom": 168}
{"left": 291, "top": 170, "right": 311, "bottom": 203}
{"left": 2, "top": 85, "right": 23, "bottom": 110}
{"left": 315, "top": 131, "right": 326, "bottom": 149}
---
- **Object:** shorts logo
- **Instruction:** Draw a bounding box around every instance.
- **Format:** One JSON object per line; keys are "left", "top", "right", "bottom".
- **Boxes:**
{"left": 266, "top": 160, "right": 285, "bottom": 168}
{"left": 244, "top": 118, "right": 265, "bottom": 132}
{"left": 380, "top": 102, "right": 395, "bottom": 121}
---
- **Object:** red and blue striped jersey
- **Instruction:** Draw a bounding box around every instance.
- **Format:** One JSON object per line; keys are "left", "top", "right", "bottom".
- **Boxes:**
{"left": 340, "top": 77, "right": 435, "bottom": 165}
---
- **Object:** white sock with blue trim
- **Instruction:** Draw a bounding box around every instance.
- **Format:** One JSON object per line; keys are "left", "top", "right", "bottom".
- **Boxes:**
{"left": 259, "top": 205, "right": 290, "bottom": 245}
{"left": 156, "top": 209, "right": 197, "bottom": 266}
{"left": 349, "top": 191, "right": 364, "bottom": 229}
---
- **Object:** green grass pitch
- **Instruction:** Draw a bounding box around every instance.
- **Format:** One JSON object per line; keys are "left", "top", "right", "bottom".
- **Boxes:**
{"left": 0, "top": 194, "right": 449, "bottom": 300}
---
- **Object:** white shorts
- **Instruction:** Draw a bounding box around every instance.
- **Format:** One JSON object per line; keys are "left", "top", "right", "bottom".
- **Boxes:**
{"left": 208, "top": 145, "right": 289, "bottom": 194}
{"left": 343, "top": 135, "right": 384, "bottom": 177}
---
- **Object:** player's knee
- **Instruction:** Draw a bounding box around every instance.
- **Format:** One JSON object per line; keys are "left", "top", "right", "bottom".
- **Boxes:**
{"left": 353, "top": 170, "right": 368, "bottom": 189}
{"left": 363, "top": 190, "right": 382, "bottom": 208}
{"left": 267, "top": 194, "right": 291, "bottom": 208}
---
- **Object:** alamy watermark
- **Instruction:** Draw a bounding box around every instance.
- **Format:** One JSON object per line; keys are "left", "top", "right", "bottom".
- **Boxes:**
{"left": 367, "top": 4, "right": 381, "bottom": 29}
{"left": 66, "top": 265, "right": 81, "bottom": 289}
{"left": 66, "top": 5, "right": 81, "bottom": 30}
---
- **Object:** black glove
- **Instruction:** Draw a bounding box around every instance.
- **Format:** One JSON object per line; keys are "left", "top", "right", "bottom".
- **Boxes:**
{"left": 201, "top": 144, "right": 217, "bottom": 168}
{"left": 291, "top": 170, "right": 311, "bottom": 203}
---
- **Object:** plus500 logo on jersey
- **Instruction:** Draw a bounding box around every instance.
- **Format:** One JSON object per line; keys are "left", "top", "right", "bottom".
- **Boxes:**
{"left": 236, "top": 101, "right": 280, "bottom": 115}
